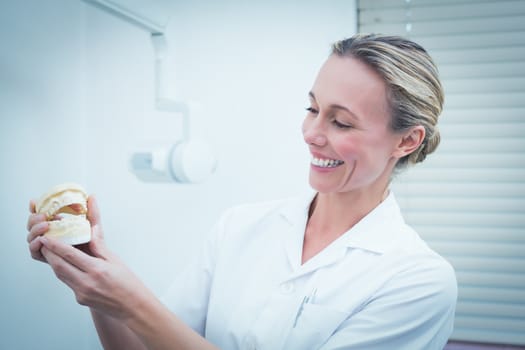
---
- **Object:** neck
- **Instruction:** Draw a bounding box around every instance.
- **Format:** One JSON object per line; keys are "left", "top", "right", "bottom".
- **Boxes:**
{"left": 308, "top": 184, "right": 390, "bottom": 237}
{"left": 301, "top": 185, "right": 389, "bottom": 265}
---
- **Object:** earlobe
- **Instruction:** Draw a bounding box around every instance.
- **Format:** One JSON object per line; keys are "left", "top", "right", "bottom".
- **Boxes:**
{"left": 394, "top": 126, "right": 425, "bottom": 158}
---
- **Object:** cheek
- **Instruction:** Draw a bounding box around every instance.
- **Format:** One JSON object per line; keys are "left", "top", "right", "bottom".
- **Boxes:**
{"left": 335, "top": 134, "right": 388, "bottom": 163}
{"left": 333, "top": 136, "right": 359, "bottom": 159}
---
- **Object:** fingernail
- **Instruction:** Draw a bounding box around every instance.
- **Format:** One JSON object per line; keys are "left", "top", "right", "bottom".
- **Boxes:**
{"left": 40, "top": 236, "right": 48, "bottom": 245}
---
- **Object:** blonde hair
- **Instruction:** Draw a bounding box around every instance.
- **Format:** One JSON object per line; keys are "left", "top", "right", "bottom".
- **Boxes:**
{"left": 331, "top": 33, "right": 444, "bottom": 169}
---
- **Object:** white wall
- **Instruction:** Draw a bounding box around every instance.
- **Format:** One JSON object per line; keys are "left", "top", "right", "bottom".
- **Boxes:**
{"left": 0, "top": 1, "right": 356, "bottom": 349}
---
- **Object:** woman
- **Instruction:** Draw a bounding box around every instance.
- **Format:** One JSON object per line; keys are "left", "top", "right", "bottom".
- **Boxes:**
{"left": 27, "top": 34, "right": 457, "bottom": 349}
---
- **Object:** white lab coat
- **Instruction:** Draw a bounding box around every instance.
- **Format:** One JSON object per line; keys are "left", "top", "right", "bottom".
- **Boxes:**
{"left": 162, "top": 192, "right": 457, "bottom": 350}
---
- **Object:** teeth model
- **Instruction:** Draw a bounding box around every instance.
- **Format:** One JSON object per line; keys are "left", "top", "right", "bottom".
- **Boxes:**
{"left": 35, "top": 183, "right": 91, "bottom": 245}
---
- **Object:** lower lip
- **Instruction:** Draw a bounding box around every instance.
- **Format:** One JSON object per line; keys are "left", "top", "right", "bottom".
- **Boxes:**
{"left": 310, "top": 163, "right": 342, "bottom": 172}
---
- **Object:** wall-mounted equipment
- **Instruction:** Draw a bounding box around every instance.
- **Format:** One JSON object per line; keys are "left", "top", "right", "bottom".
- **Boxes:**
{"left": 82, "top": 0, "right": 173, "bottom": 34}
{"left": 82, "top": 0, "right": 217, "bottom": 184}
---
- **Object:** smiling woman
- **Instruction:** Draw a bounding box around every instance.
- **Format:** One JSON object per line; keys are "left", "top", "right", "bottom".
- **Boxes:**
{"left": 27, "top": 33, "right": 457, "bottom": 350}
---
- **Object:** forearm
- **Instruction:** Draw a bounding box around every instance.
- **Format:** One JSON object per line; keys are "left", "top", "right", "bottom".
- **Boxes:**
{"left": 124, "top": 294, "right": 219, "bottom": 350}
{"left": 91, "top": 309, "right": 146, "bottom": 350}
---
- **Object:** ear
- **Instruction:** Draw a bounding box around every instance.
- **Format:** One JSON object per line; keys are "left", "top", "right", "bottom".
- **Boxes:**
{"left": 393, "top": 125, "right": 425, "bottom": 159}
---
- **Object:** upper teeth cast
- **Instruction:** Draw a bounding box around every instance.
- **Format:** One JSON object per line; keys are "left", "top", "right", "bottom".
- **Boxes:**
{"left": 311, "top": 157, "right": 344, "bottom": 168}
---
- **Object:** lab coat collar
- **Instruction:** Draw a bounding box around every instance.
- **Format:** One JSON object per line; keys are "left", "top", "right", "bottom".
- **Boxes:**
{"left": 278, "top": 191, "right": 314, "bottom": 271}
{"left": 338, "top": 192, "right": 405, "bottom": 254}
{"left": 280, "top": 190, "right": 406, "bottom": 257}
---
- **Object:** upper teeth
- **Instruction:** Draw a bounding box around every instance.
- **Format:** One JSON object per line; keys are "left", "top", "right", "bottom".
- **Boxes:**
{"left": 311, "top": 157, "right": 344, "bottom": 168}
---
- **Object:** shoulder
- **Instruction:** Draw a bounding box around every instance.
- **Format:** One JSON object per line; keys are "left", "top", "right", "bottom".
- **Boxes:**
{"left": 205, "top": 195, "right": 307, "bottom": 249}
{"left": 380, "top": 229, "right": 458, "bottom": 308}
{"left": 217, "top": 195, "right": 308, "bottom": 232}
{"left": 206, "top": 195, "right": 308, "bottom": 262}
{"left": 373, "top": 199, "right": 458, "bottom": 305}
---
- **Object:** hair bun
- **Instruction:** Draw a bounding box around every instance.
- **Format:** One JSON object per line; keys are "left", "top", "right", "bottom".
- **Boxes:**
{"left": 415, "top": 128, "right": 440, "bottom": 163}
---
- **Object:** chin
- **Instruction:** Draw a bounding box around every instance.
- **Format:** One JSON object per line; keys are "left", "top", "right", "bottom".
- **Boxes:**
{"left": 308, "top": 178, "right": 339, "bottom": 194}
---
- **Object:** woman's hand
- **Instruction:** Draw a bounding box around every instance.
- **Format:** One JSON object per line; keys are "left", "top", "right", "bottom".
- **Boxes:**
{"left": 26, "top": 195, "right": 219, "bottom": 350}
{"left": 26, "top": 196, "right": 152, "bottom": 321}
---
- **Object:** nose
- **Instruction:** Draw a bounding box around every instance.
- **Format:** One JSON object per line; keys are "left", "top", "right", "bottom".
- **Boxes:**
{"left": 302, "top": 117, "right": 327, "bottom": 147}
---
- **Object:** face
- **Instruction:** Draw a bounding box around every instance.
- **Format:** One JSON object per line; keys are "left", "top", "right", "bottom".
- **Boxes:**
{"left": 302, "top": 54, "right": 404, "bottom": 195}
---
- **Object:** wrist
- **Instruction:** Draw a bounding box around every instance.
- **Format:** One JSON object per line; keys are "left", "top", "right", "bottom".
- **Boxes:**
{"left": 122, "top": 286, "right": 163, "bottom": 333}
{"left": 123, "top": 295, "right": 218, "bottom": 350}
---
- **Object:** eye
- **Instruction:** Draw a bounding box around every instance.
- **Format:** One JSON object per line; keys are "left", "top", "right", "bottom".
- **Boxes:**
{"left": 333, "top": 120, "right": 352, "bottom": 129}
{"left": 305, "top": 107, "right": 318, "bottom": 114}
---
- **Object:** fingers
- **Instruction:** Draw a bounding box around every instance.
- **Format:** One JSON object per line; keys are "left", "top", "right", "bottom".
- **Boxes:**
{"left": 29, "top": 237, "right": 47, "bottom": 263}
{"left": 27, "top": 198, "right": 46, "bottom": 238}
{"left": 27, "top": 199, "right": 48, "bottom": 262}
{"left": 89, "top": 225, "right": 110, "bottom": 260}
{"left": 41, "top": 236, "right": 97, "bottom": 273}
{"left": 87, "top": 195, "right": 102, "bottom": 230}
{"left": 26, "top": 219, "right": 48, "bottom": 243}
{"left": 27, "top": 211, "right": 46, "bottom": 231}
{"left": 41, "top": 244, "right": 87, "bottom": 291}
{"left": 86, "top": 195, "right": 110, "bottom": 259}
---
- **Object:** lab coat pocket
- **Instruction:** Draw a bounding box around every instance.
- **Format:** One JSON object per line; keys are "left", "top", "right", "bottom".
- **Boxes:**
{"left": 284, "top": 303, "right": 348, "bottom": 350}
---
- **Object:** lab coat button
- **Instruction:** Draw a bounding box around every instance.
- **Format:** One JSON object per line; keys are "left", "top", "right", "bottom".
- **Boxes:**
{"left": 280, "top": 281, "right": 295, "bottom": 294}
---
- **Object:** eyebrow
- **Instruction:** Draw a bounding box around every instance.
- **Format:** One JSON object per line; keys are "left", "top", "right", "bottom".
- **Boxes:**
{"left": 309, "top": 91, "right": 359, "bottom": 120}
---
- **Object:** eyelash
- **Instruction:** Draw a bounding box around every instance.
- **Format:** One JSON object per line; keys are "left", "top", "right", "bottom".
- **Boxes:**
{"left": 333, "top": 120, "right": 352, "bottom": 129}
{"left": 305, "top": 107, "right": 352, "bottom": 129}
{"left": 305, "top": 107, "right": 318, "bottom": 114}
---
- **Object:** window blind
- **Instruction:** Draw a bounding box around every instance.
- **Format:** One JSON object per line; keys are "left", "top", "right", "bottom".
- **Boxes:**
{"left": 358, "top": 0, "right": 525, "bottom": 346}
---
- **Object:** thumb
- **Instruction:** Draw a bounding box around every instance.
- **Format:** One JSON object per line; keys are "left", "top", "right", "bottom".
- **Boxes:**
{"left": 87, "top": 195, "right": 103, "bottom": 240}
{"left": 86, "top": 195, "right": 110, "bottom": 259}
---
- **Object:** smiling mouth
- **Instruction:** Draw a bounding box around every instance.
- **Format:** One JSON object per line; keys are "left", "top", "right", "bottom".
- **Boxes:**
{"left": 311, "top": 157, "right": 344, "bottom": 168}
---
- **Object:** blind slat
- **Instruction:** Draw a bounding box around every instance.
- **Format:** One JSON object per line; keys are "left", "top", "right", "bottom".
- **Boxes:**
{"left": 414, "top": 31, "right": 525, "bottom": 50}
{"left": 452, "top": 328, "right": 525, "bottom": 346}
{"left": 397, "top": 197, "right": 524, "bottom": 213}
{"left": 360, "top": 16, "right": 525, "bottom": 36}
{"left": 439, "top": 122, "right": 525, "bottom": 137}
{"left": 405, "top": 214, "right": 524, "bottom": 230}
{"left": 446, "top": 256, "right": 525, "bottom": 272}
{"left": 437, "top": 138, "right": 525, "bottom": 153}
{"left": 397, "top": 168, "right": 525, "bottom": 182}
{"left": 416, "top": 154, "right": 525, "bottom": 168}
{"left": 441, "top": 107, "right": 525, "bottom": 123}
{"left": 414, "top": 223, "right": 525, "bottom": 242}
{"left": 424, "top": 241, "right": 524, "bottom": 258}
{"left": 359, "top": 0, "right": 507, "bottom": 10}
{"left": 459, "top": 287, "right": 525, "bottom": 304}
{"left": 439, "top": 62, "right": 525, "bottom": 79}
{"left": 443, "top": 77, "right": 525, "bottom": 93}
{"left": 445, "top": 93, "right": 525, "bottom": 108}
{"left": 432, "top": 47, "right": 525, "bottom": 64}
{"left": 456, "top": 271, "right": 525, "bottom": 289}
{"left": 456, "top": 314, "right": 524, "bottom": 333}
{"left": 360, "top": 1, "right": 525, "bottom": 23}
{"left": 393, "top": 183, "right": 525, "bottom": 197}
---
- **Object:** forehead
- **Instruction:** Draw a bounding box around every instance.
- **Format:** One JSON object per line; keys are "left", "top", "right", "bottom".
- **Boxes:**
{"left": 311, "top": 55, "right": 389, "bottom": 120}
